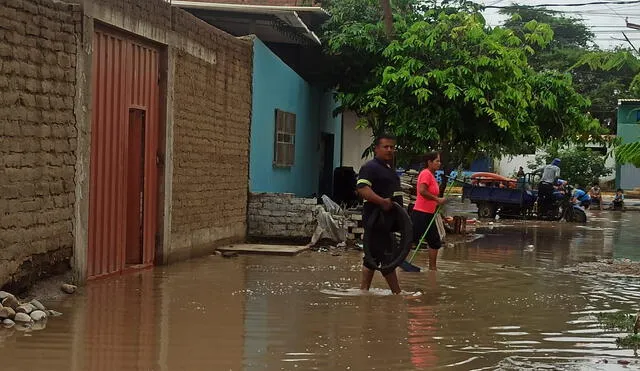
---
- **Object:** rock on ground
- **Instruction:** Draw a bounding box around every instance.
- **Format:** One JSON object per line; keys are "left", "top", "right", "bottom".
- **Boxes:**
{"left": 2, "top": 295, "right": 19, "bottom": 310}
{"left": 0, "top": 307, "right": 16, "bottom": 320}
{"left": 30, "top": 310, "right": 47, "bottom": 321}
{"left": 2, "top": 319, "right": 15, "bottom": 328}
{"left": 61, "top": 284, "right": 77, "bottom": 294}
{"left": 16, "top": 303, "right": 35, "bottom": 314}
{"left": 0, "top": 291, "right": 10, "bottom": 300}
{"left": 29, "top": 299, "right": 46, "bottom": 311}
{"left": 14, "top": 313, "right": 32, "bottom": 323}
{"left": 47, "top": 310, "right": 62, "bottom": 317}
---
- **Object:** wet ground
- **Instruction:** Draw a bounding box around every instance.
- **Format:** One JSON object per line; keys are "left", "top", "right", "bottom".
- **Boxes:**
{"left": 1, "top": 211, "right": 640, "bottom": 370}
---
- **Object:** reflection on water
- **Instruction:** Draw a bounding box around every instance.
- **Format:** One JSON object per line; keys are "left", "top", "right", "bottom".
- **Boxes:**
{"left": 0, "top": 212, "right": 638, "bottom": 370}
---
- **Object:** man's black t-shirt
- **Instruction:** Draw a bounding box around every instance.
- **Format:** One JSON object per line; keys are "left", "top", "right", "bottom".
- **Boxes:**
{"left": 357, "top": 157, "right": 403, "bottom": 216}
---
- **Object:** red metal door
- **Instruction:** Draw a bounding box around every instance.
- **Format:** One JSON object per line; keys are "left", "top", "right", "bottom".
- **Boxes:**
{"left": 88, "top": 27, "right": 160, "bottom": 279}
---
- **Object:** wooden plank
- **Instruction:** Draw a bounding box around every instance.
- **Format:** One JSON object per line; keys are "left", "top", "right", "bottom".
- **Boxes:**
{"left": 217, "top": 244, "right": 309, "bottom": 255}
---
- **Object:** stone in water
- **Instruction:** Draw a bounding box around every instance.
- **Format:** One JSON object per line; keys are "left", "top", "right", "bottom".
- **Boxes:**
{"left": 30, "top": 310, "right": 47, "bottom": 321}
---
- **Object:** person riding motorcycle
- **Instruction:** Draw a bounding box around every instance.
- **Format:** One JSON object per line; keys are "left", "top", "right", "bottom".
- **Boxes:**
{"left": 534, "top": 158, "right": 561, "bottom": 216}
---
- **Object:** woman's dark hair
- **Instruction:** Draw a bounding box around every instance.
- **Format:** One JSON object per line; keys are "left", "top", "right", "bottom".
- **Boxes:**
{"left": 423, "top": 151, "right": 440, "bottom": 164}
{"left": 374, "top": 133, "right": 396, "bottom": 146}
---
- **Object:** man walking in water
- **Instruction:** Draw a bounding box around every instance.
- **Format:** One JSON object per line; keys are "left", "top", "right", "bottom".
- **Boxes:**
{"left": 356, "top": 134, "right": 404, "bottom": 294}
{"left": 534, "top": 158, "right": 561, "bottom": 217}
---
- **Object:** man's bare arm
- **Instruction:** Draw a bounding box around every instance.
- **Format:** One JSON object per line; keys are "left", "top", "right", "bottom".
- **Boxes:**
{"left": 358, "top": 186, "right": 392, "bottom": 210}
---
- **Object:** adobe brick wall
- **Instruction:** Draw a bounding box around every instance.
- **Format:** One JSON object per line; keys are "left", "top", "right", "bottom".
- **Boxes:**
{"left": 0, "top": 0, "right": 81, "bottom": 291}
{"left": 170, "top": 13, "right": 253, "bottom": 258}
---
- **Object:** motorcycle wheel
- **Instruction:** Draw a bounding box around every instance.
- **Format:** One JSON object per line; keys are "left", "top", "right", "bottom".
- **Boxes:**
{"left": 573, "top": 209, "right": 587, "bottom": 223}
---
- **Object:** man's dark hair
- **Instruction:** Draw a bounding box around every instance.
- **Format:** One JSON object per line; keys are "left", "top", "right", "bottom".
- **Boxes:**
{"left": 374, "top": 133, "right": 396, "bottom": 146}
{"left": 423, "top": 151, "right": 440, "bottom": 163}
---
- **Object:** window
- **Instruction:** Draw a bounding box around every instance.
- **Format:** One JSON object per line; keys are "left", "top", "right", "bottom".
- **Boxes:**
{"left": 274, "top": 109, "right": 296, "bottom": 167}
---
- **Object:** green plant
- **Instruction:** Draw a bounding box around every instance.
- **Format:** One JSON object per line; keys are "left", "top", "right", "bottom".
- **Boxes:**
{"left": 596, "top": 312, "right": 640, "bottom": 349}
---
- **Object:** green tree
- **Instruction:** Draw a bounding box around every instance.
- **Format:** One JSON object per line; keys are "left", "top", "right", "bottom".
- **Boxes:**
{"left": 321, "top": 1, "right": 603, "bottom": 174}
{"left": 500, "top": 5, "right": 640, "bottom": 132}
{"left": 574, "top": 51, "right": 640, "bottom": 167}
{"left": 526, "top": 147, "right": 613, "bottom": 188}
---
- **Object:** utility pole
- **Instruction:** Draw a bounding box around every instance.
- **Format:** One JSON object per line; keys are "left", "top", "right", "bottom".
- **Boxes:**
{"left": 625, "top": 18, "right": 640, "bottom": 53}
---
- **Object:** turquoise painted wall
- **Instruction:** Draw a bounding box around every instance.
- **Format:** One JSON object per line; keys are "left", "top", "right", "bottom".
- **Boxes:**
{"left": 616, "top": 101, "right": 640, "bottom": 189}
{"left": 250, "top": 38, "right": 342, "bottom": 196}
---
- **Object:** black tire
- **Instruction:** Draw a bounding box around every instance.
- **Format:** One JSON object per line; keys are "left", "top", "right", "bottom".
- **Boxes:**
{"left": 477, "top": 203, "right": 497, "bottom": 219}
{"left": 573, "top": 208, "right": 587, "bottom": 223}
{"left": 362, "top": 202, "right": 413, "bottom": 273}
{"left": 564, "top": 207, "right": 574, "bottom": 222}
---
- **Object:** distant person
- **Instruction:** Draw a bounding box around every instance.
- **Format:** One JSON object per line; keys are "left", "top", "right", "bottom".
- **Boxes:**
{"left": 555, "top": 179, "right": 568, "bottom": 194}
{"left": 589, "top": 182, "right": 602, "bottom": 209}
{"left": 613, "top": 188, "right": 625, "bottom": 210}
{"left": 517, "top": 166, "right": 525, "bottom": 178}
{"left": 534, "top": 158, "right": 561, "bottom": 215}
{"left": 571, "top": 186, "right": 591, "bottom": 209}
{"left": 356, "top": 134, "right": 404, "bottom": 294}
{"left": 411, "top": 151, "right": 446, "bottom": 271}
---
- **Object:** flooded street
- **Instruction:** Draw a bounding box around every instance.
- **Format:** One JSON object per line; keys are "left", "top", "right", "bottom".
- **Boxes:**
{"left": 1, "top": 211, "right": 640, "bottom": 370}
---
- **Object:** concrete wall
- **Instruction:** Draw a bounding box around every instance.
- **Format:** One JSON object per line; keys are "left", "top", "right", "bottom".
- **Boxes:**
{"left": 341, "top": 111, "right": 373, "bottom": 173}
{"left": 249, "top": 38, "right": 341, "bottom": 197}
{"left": 616, "top": 101, "right": 640, "bottom": 190}
{"left": 0, "top": 0, "right": 82, "bottom": 291}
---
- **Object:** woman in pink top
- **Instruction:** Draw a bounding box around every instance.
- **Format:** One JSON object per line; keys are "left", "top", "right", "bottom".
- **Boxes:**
{"left": 411, "top": 152, "right": 446, "bottom": 270}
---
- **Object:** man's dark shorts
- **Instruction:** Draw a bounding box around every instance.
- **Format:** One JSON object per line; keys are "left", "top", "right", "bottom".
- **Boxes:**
{"left": 411, "top": 210, "right": 442, "bottom": 250}
{"left": 362, "top": 208, "right": 401, "bottom": 276}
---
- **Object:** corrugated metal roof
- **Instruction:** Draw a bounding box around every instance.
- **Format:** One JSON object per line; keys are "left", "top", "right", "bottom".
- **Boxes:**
{"left": 172, "top": 1, "right": 328, "bottom": 45}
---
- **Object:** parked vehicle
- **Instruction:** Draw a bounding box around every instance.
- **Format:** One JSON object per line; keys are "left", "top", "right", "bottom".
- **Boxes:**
{"left": 461, "top": 173, "right": 587, "bottom": 223}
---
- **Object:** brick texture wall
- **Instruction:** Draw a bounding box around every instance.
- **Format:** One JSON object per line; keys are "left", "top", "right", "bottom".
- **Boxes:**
{"left": 170, "top": 10, "right": 253, "bottom": 256}
{"left": 0, "top": 0, "right": 81, "bottom": 290}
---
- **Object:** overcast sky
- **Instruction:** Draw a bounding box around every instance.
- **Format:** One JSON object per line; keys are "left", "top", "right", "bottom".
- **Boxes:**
{"left": 473, "top": 0, "right": 640, "bottom": 50}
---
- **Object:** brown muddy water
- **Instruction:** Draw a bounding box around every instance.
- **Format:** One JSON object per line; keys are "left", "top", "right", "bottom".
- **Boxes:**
{"left": 1, "top": 211, "right": 640, "bottom": 370}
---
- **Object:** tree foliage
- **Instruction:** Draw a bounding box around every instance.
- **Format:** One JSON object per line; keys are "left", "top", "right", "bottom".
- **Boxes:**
{"left": 500, "top": 5, "right": 640, "bottom": 133}
{"left": 527, "top": 147, "right": 613, "bottom": 188}
{"left": 320, "top": 1, "right": 602, "bottom": 168}
{"left": 574, "top": 51, "right": 640, "bottom": 168}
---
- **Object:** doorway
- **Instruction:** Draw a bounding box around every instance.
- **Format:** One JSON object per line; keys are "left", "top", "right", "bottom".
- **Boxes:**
{"left": 88, "top": 26, "right": 161, "bottom": 278}
{"left": 126, "top": 109, "right": 146, "bottom": 266}
{"left": 319, "top": 133, "right": 335, "bottom": 198}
